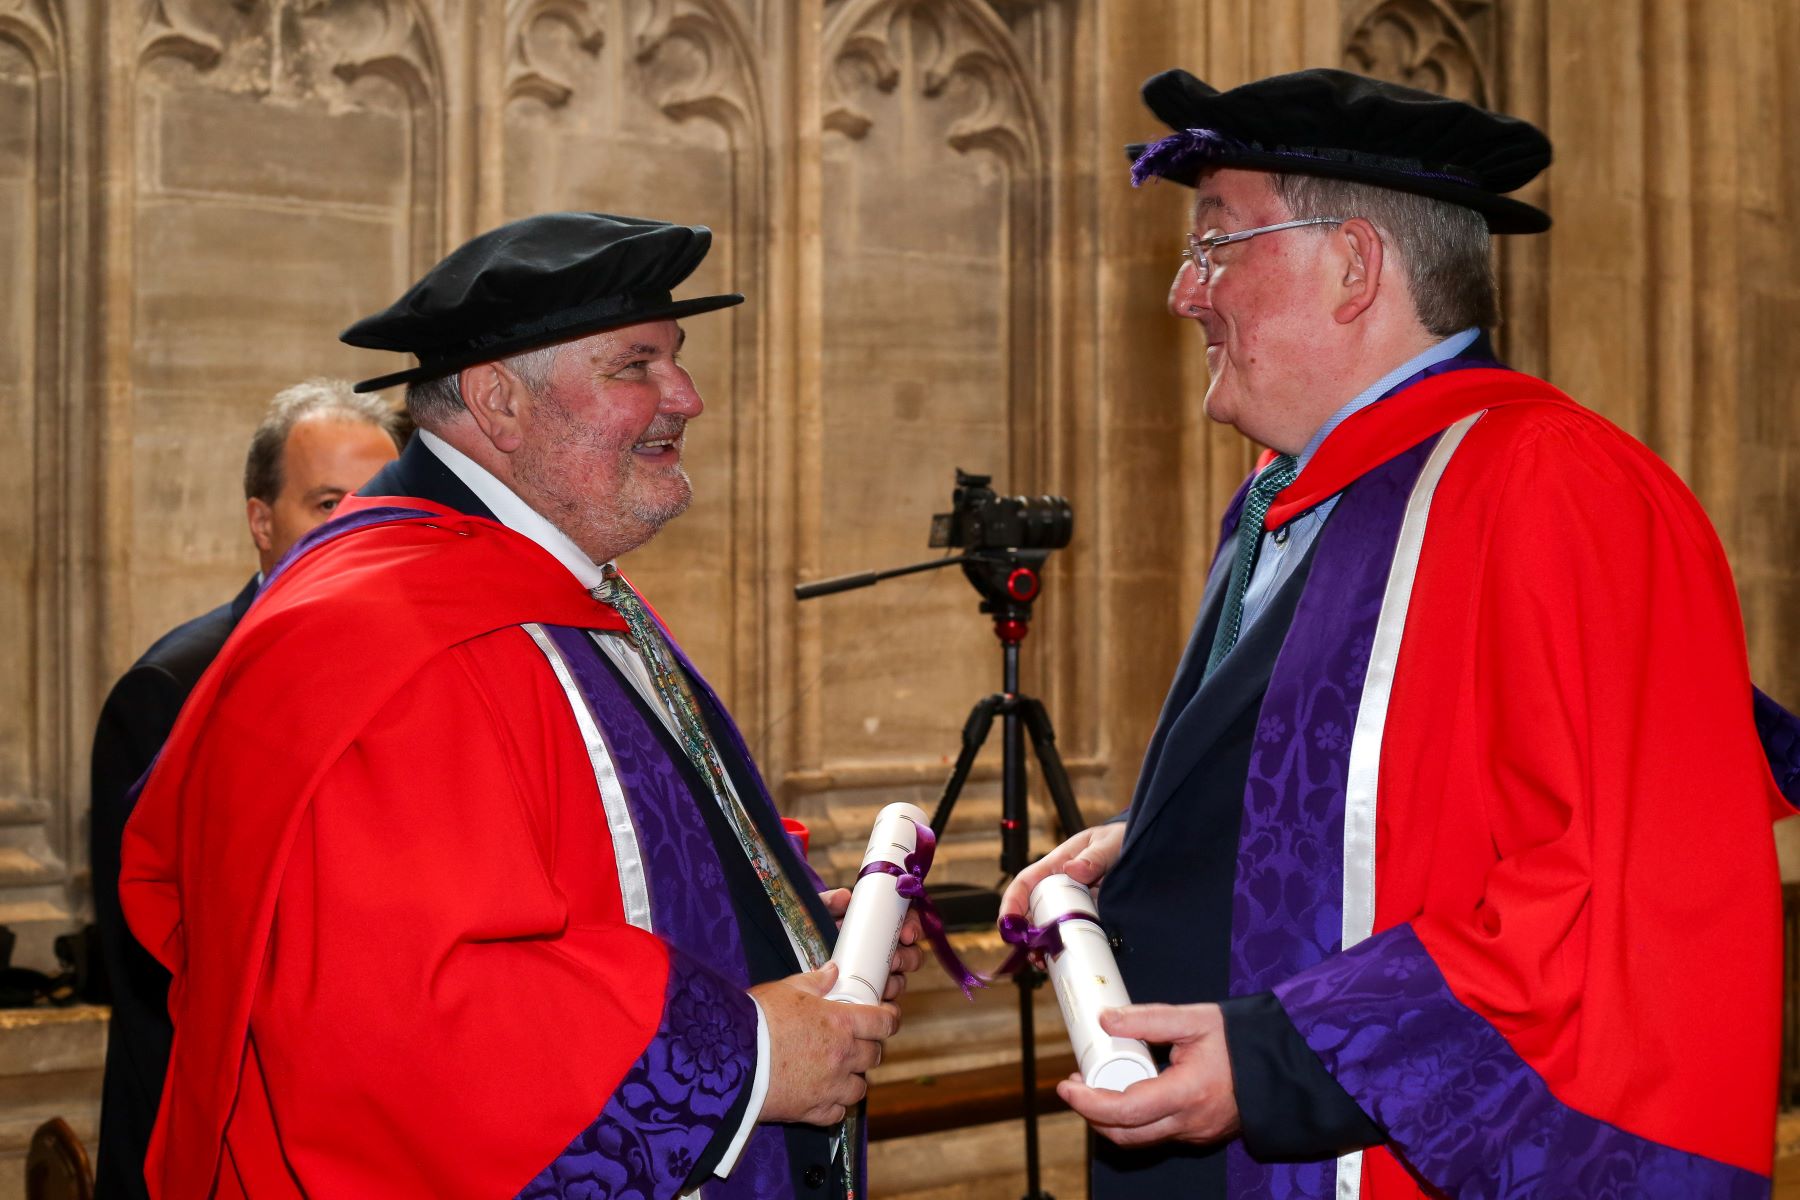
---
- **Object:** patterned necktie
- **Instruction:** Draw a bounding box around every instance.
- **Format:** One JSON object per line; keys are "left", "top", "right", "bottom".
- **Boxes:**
{"left": 590, "top": 567, "right": 859, "bottom": 1199}
{"left": 1205, "top": 454, "right": 1300, "bottom": 677}
{"left": 590, "top": 566, "right": 829, "bottom": 969}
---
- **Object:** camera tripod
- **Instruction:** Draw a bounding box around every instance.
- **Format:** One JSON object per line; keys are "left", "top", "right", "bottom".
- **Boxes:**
{"left": 798, "top": 546, "right": 1085, "bottom": 1200}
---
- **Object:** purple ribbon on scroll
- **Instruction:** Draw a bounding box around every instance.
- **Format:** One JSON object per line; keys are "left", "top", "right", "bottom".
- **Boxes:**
{"left": 992, "top": 910, "right": 1102, "bottom": 979}
{"left": 854, "top": 821, "right": 988, "bottom": 998}
{"left": 854, "top": 825, "right": 1105, "bottom": 998}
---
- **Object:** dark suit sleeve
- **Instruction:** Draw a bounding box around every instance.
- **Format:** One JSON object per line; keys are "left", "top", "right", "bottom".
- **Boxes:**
{"left": 92, "top": 665, "right": 189, "bottom": 965}
{"left": 1221, "top": 991, "right": 1384, "bottom": 1161}
{"left": 92, "top": 667, "right": 186, "bottom": 818}
{"left": 91, "top": 666, "right": 187, "bottom": 1198}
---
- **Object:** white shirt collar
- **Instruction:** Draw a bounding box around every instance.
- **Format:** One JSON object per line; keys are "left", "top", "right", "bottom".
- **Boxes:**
{"left": 417, "top": 429, "right": 611, "bottom": 589}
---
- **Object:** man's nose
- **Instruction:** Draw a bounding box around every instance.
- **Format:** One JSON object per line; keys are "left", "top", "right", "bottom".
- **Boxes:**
{"left": 1168, "top": 260, "right": 1208, "bottom": 320}
{"left": 661, "top": 366, "right": 705, "bottom": 418}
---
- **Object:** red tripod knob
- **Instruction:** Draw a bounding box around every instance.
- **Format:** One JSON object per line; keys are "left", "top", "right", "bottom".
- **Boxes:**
{"left": 1006, "top": 566, "right": 1040, "bottom": 602}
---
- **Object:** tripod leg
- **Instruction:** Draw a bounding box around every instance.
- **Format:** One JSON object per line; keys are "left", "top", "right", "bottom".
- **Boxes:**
{"left": 1019, "top": 697, "right": 1087, "bottom": 840}
{"left": 929, "top": 694, "right": 1005, "bottom": 834}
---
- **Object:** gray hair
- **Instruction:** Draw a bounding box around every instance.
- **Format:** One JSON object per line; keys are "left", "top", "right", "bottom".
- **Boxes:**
{"left": 405, "top": 344, "right": 564, "bottom": 427}
{"left": 243, "top": 378, "right": 406, "bottom": 503}
{"left": 1266, "top": 174, "right": 1499, "bottom": 335}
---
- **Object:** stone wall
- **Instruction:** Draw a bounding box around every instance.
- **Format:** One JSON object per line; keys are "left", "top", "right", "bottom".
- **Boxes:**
{"left": 1, "top": 0, "right": 1797, "bottom": 1192}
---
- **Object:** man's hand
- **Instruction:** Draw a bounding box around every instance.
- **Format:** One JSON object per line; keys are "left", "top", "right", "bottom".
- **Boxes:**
{"left": 752, "top": 962, "right": 899, "bottom": 1126}
{"left": 820, "top": 889, "right": 927, "bottom": 1001}
{"left": 1057, "top": 1003, "right": 1241, "bottom": 1147}
{"left": 997, "top": 822, "right": 1126, "bottom": 928}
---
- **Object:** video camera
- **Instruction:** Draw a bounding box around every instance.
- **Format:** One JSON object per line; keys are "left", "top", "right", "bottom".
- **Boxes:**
{"left": 929, "top": 470, "right": 1073, "bottom": 553}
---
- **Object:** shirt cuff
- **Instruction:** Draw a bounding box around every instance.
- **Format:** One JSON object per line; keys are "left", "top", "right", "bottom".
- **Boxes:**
{"left": 712, "top": 994, "right": 771, "bottom": 1178}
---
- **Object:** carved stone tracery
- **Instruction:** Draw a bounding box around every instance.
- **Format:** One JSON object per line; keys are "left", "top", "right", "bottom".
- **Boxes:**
{"left": 822, "top": 0, "right": 1046, "bottom": 168}
{"left": 503, "top": 1, "right": 762, "bottom": 141}
{"left": 138, "top": 0, "right": 267, "bottom": 80}
{"left": 1, "top": 0, "right": 57, "bottom": 70}
{"left": 630, "top": 0, "right": 763, "bottom": 136}
{"left": 303, "top": 0, "right": 441, "bottom": 110}
{"left": 136, "top": 1, "right": 444, "bottom": 275}
{"left": 138, "top": 0, "right": 233, "bottom": 70}
{"left": 506, "top": 0, "right": 606, "bottom": 108}
{"left": 138, "top": 0, "right": 441, "bottom": 108}
{"left": 1343, "top": 0, "right": 1492, "bottom": 106}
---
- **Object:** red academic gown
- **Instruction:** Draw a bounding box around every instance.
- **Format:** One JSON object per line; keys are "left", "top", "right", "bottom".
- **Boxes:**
{"left": 1257, "top": 370, "right": 1789, "bottom": 1196}
{"left": 119, "top": 500, "right": 753, "bottom": 1197}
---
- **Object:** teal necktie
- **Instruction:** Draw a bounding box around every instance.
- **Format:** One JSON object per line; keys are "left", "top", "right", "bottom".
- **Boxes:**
{"left": 1205, "top": 455, "right": 1299, "bottom": 677}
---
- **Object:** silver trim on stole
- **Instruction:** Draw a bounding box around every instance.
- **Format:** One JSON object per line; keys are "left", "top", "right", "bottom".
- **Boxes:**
{"left": 522, "top": 623, "right": 655, "bottom": 933}
{"left": 1334, "top": 412, "right": 1483, "bottom": 1200}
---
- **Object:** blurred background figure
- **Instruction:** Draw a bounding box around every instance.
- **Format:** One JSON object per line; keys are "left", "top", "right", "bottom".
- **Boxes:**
{"left": 88, "top": 380, "right": 402, "bottom": 1200}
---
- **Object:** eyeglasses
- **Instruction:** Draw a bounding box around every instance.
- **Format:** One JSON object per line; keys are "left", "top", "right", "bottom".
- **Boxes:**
{"left": 1181, "top": 217, "right": 1349, "bottom": 284}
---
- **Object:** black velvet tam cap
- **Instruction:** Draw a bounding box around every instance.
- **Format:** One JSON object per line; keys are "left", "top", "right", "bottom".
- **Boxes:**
{"left": 1126, "top": 68, "right": 1552, "bottom": 234}
{"left": 342, "top": 212, "right": 744, "bottom": 392}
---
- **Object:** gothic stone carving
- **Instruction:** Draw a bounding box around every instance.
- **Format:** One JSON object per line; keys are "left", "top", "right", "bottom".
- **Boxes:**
{"left": 140, "top": 0, "right": 440, "bottom": 107}
{"left": 823, "top": 0, "right": 1044, "bottom": 168}
{"left": 506, "top": 0, "right": 606, "bottom": 108}
{"left": 1343, "top": 0, "right": 1492, "bottom": 106}
{"left": 630, "top": 0, "right": 762, "bottom": 135}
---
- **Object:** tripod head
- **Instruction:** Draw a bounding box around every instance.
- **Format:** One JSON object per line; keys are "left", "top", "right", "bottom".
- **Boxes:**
{"left": 957, "top": 549, "right": 1049, "bottom": 646}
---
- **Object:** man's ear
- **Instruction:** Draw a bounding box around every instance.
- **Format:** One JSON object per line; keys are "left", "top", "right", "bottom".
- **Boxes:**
{"left": 247, "top": 497, "right": 274, "bottom": 556}
{"left": 1332, "top": 217, "right": 1385, "bottom": 325}
{"left": 459, "top": 362, "right": 531, "bottom": 454}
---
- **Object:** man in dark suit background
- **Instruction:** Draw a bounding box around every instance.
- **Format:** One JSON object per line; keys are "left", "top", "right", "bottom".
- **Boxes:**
{"left": 90, "top": 378, "right": 402, "bottom": 1199}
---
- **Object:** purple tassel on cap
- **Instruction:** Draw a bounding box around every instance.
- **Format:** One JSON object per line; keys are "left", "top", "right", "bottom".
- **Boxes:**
{"left": 1131, "top": 127, "right": 1248, "bottom": 187}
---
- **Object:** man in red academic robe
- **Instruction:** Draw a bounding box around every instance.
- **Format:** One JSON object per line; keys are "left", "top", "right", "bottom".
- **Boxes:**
{"left": 121, "top": 213, "right": 918, "bottom": 1199}
{"left": 1003, "top": 69, "right": 1796, "bottom": 1198}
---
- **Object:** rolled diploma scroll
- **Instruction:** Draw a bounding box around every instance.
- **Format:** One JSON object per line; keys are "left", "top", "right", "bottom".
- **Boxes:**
{"left": 1029, "top": 873, "right": 1157, "bottom": 1092}
{"left": 824, "top": 801, "right": 929, "bottom": 1006}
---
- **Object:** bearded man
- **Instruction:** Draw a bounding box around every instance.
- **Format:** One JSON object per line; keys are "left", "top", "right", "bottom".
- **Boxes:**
{"left": 1004, "top": 70, "right": 1798, "bottom": 1200}
{"left": 121, "top": 213, "right": 915, "bottom": 1199}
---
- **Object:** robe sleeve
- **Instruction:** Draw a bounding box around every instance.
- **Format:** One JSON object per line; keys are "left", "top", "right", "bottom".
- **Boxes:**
{"left": 243, "top": 628, "right": 757, "bottom": 1199}
{"left": 1268, "top": 411, "right": 1782, "bottom": 1197}
{"left": 1221, "top": 991, "right": 1382, "bottom": 1161}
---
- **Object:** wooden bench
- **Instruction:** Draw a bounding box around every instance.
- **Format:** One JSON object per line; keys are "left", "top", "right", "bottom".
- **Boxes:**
{"left": 866, "top": 1052, "right": 1079, "bottom": 1141}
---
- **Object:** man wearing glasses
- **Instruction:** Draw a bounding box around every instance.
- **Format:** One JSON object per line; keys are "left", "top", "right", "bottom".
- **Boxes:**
{"left": 1004, "top": 68, "right": 1796, "bottom": 1199}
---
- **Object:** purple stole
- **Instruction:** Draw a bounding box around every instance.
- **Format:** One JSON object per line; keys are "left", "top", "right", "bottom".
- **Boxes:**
{"left": 515, "top": 625, "right": 803, "bottom": 1200}
{"left": 1224, "top": 432, "right": 1440, "bottom": 1199}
